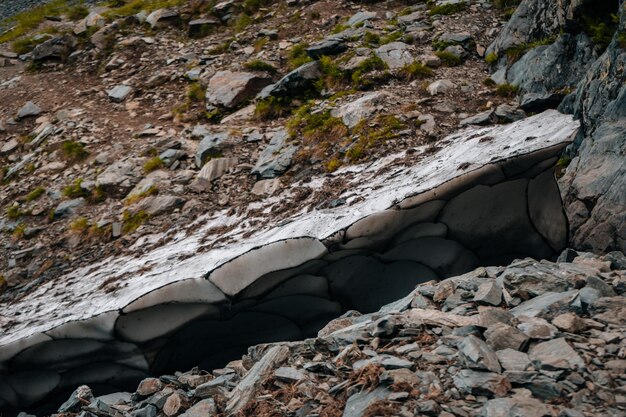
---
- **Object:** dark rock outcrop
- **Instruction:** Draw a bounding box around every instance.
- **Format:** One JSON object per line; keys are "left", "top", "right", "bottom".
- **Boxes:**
{"left": 558, "top": 0, "right": 626, "bottom": 253}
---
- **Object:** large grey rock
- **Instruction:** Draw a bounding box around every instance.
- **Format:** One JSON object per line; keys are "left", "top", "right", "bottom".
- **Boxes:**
{"left": 258, "top": 61, "right": 321, "bottom": 99}
{"left": 486, "top": 0, "right": 595, "bottom": 57}
{"left": 195, "top": 132, "right": 231, "bottom": 168}
{"left": 108, "top": 85, "right": 133, "bottom": 103}
{"left": 331, "top": 92, "right": 387, "bottom": 128}
{"left": 529, "top": 337, "right": 585, "bottom": 370}
{"left": 505, "top": 34, "right": 597, "bottom": 96}
{"left": 134, "top": 195, "right": 184, "bottom": 216}
{"left": 485, "top": 323, "right": 529, "bottom": 351}
{"left": 96, "top": 159, "right": 139, "bottom": 196}
{"left": 343, "top": 386, "right": 390, "bottom": 417}
{"left": 31, "top": 34, "right": 77, "bottom": 62}
{"left": 347, "top": 11, "right": 376, "bottom": 26}
{"left": 188, "top": 18, "right": 218, "bottom": 38}
{"left": 54, "top": 198, "right": 85, "bottom": 219}
{"left": 190, "top": 157, "right": 238, "bottom": 192}
{"left": 375, "top": 42, "right": 414, "bottom": 69}
{"left": 510, "top": 290, "right": 579, "bottom": 319}
{"left": 306, "top": 39, "right": 347, "bottom": 59}
{"left": 251, "top": 130, "right": 298, "bottom": 178}
{"left": 559, "top": 6, "right": 626, "bottom": 253}
{"left": 146, "top": 9, "right": 180, "bottom": 28}
{"left": 207, "top": 71, "right": 271, "bottom": 108}
{"left": 17, "top": 101, "right": 42, "bottom": 119}
{"left": 458, "top": 335, "right": 502, "bottom": 373}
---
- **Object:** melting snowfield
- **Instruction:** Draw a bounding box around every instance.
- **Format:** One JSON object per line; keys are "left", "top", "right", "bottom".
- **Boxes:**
{"left": 0, "top": 110, "right": 579, "bottom": 412}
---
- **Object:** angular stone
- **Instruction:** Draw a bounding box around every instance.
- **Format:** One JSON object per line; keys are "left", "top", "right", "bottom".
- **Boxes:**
{"left": 375, "top": 42, "right": 414, "bottom": 69}
{"left": 274, "top": 367, "right": 305, "bottom": 383}
{"left": 258, "top": 61, "right": 321, "bottom": 99}
{"left": 180, "top": 399, "right": 216, "bottom": 417}
{"left": 207, "top": 71, "right": 271, "bottom": 108}
{"left": 188, "top": 18, "right": 218, "bottom": 38}
{"left": 496, "top": 349, "right": 531, "bottom": 372}
{"left": 146, "top": 9, "right": 180, "bottom": 28}
{"left": 134, "top": 195, "right": 184, "bottom": 216}
{"left": 484, "top": 323, "right": 529, "bottom": 351}
{"left": 529, "top": 338, "right": 585, "bottom": 370}
{"left": 343, "top": 386, "right": 390, "bottom": 417}
{"left": 190, "top": 157, "right": 238, "bottom": 192}
{"left": 495, "top": 104, "right": 526, "bottom": 123}
{"left": 516, "top": 317, "right": 557, "bottom": 340}
{"left": 331, "top": 92, "right": 387, "bottom": 128}
{"left": 108, "top": 85, "right": 133, "bottom": 103}
{"left": 454, "top": 369, "right": 511, "bottom": 397}
{"left": 552, "top": 313, "right": 586, "bottom": 333}
{"left": 428, "top": 79, "right": 454, "bottom": 96}
{"left": 458, "top": 335, "right": 501, "bottom": 373}
{"left": 460, "top": 110, "right": 496, "bottom": 127}
{"left": 17, "top": 102, "right": 42, "bottom": 119}
{"left": 306, "top": 39, "right": 347, "bottom": 59}
{"left": 195, "top": 132, "right": 231, "bottom": 167}
{"left": 137, "top": 378, "right": 163, "bottom": 397}
{"left": 251, "top": 130, "right": 297, "bottom": 178}
{"left": 480, "top": 396, "right": 550, "bottom": 417}
{"left": 54, "top": 198, "right": 85, "bottom": 218}
{"left": 58, "top": 385, "right": 93, "bottom": 413}
{"left": 474, "top": 281, "right": 502, "bottom": 306}
{"left": 510, "top": 290, "right": 579, "bottom": 319}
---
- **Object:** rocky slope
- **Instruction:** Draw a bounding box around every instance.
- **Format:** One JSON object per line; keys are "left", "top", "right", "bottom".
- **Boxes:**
{"left": 0, "top": 0, "right": 625, "bottom": 415}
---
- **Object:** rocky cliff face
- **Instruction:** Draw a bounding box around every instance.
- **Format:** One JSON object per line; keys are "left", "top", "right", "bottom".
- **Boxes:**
{"left": 559, "top": 0, "right": 626, "bottom": 253}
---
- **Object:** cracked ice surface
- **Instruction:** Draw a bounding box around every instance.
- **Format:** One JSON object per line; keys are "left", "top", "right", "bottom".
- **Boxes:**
{"left": 0, "top": 110, "right": 579, "bottom": 410}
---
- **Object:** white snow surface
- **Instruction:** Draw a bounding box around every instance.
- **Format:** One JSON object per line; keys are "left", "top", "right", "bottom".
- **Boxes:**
{"left": 0, "top": 110, "right": 579, "bottom": 353}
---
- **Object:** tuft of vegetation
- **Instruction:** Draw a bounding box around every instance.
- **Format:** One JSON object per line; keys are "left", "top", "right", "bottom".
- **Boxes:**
{"left": 485, "top": 52, "right": 498, "bottom": 64}
{"left": 331, "top": 23, "right": 350, "bottom": 34}
{"left": 346, "top": 115, "right": 405, "bottom": 162}
{"left": 242, "top": 0, "right": 271, "bottom": 14}
{"left": 492, "top": 0, "right": 521, "bottom": 9}
{"left": 67, "top": 3, "right": 90, "bottom": 20}
{"left": 61, "top": 141, "right": 89, "bottom": 162}
{"left": 125, "top": 186, "right": 158, "bottom": 205}
{"left": 255, "top": 96, "right": 292, "bottom": 120}
{"left": 122, "top": 210, "right": 150, "bottom": 233}
{"left": 315, "top": 56, "right": 346, "bottom": 91}
{"left": 287, "top": 43, "right": 313, "bottom": 70}
{"left": 350, "top": 56, "right": 389, "bottom": 90}
{"left": 25, "top": 187, "right": 45, "bottom": 202}
{"left": 429, "top": 2, "right": 467, "bottom": 16}
{"left": 11, "top": 35, "right": 48, "bottom": 54}
{"left": 398, "top": 61, "right": 433, "bottom": 81}
{"left": 244, "top": 60, "right": 278, "bottom": 74}
{"left": 495, "top": 83, "right": 519, "bottom": 97}
{"left": 63, "top": 179, "right": 89, "bottom": 198}
{"left": 208, "top": 40, "right": 232, "bottom": 55}
{"left": 69, "top": 216, "right": 90, "bottom": 232}
{"left": 582, "top": 15, "right": 620, "bottom": 51}
{"left": 143, "top": 157, "right": 164, "bottom": 173}
{"left": 6, "top": 204, "right": 24, "bottom": 220}
{"left": 187, "top": 82, "right": 205, "bottom": 102}
{"left": 288, "top": 105, "right": 349, "bottom": 163}
{"left": 104, "top": 0, "right": 188, "bottom": 19}
{"left": 0, "top": 0, "right": 74, "bottom": 44}
{"left": 435, "top": 50, "right": 462, "bottom": 66}
{"left": 12, "top": 223, "right": 27, "bottom": 240}
{"left": 363, "top": 31, "right": 381, "bottom": 47}
{"left": 504, "top": 37, "right": 556, "bottom": 62}
{"left": 619, "top": 33, "right": 626, "bottom": 49}
{"left": 233, "top": 13, "right": 252, "bottom": 33}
